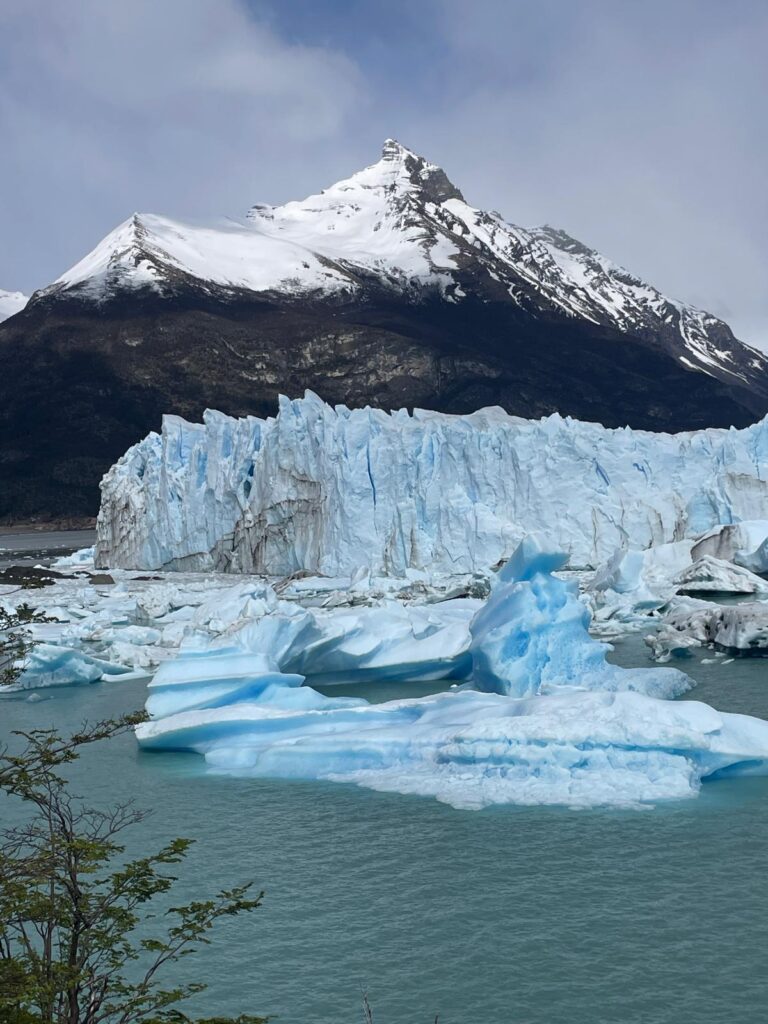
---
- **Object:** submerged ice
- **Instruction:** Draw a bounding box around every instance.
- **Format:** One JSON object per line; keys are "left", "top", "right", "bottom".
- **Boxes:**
{"left": 135, "top": 537, "right": 768, "bottom": 809}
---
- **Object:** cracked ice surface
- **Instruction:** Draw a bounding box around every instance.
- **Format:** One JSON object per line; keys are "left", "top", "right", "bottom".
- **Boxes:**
{"left": 135, "top": 537, "right": 768, "bottom": 809}
{"left": 95, "top": 392, "right": 768, "bottom": 576}
{"left": 0, "top": 559, "right": 482, "bottom": 690}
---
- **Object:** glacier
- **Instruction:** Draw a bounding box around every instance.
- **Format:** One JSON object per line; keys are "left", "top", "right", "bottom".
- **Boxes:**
{"left": 95, "top": 392, "right": 768, "bottom": 576}
{"left": 135, "top": 537, "right": 768, "bottom": 809}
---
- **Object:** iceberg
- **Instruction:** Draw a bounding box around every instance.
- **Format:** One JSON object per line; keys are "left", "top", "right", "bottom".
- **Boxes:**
{"left": 96, "top": 392, "right": 768, "bottom": 576}
{"left": 672, "top": 556, "right": 768, "bottom": 595}
{"left": 649, "top": 598, "right": 768, "bottom": 661}
{"left": 144, "top": 598, "right": 479, "bottom": 719}
{"left": 5, "top": 643, "right": 131, "bottom": 691}
{"left": 469, "top": 535, "right": 689, "bottom": 699}
{"left": 136, "top": 688, "right": 768, "bottom": 810}
{"left": 136, "top": 537, "right": 768, "bottom": 809}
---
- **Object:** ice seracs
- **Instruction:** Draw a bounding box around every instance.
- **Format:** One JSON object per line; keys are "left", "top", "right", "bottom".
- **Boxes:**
{"left": 96, "top": 391, "right": 768, "bottom": 576}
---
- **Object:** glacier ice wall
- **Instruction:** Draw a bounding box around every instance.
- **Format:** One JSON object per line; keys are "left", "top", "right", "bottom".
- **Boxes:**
{"left": 96, "top": 391, "right": 768, "bottom": 575}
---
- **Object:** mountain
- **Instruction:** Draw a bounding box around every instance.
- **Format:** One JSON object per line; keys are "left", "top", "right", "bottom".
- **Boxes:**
{"left": 1, "top": 139, "right": 766, "bottom": 520}
{"left": 0, "top": 289, "right": 28, "bottom": 323}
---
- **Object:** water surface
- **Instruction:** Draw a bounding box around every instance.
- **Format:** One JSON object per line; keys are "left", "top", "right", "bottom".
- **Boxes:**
{"left": 2, "top": 640, "right": 768, "bottom": 1024}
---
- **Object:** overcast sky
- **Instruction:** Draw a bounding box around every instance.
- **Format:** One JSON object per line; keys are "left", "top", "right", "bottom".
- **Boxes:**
{"left": 1, "top": 0, "right": 766, "bottom": 347}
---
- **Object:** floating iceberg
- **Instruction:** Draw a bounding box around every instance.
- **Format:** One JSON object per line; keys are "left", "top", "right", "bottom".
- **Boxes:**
{"left": 469, "top": 535, "right": 689, "bottom": 699}
{"left": 673, "top": 556, "right": 768, "bottom": 595}
{"left": 5, "top": 643, "right": 130, "bottom": 691}
{"left": 96, "top": 391, "right": 768, "bottom": 576}
{"left": 136, "top": 688, "right": 768, "bottom": 810}
{"left": 649, "top": 598, "right": 768, "bottom": 661}
{"left": 136, "top": 537, "right": 768, "bottom": 809}
{"left": 144, "top": 598, "right": 479, "bottom": 719}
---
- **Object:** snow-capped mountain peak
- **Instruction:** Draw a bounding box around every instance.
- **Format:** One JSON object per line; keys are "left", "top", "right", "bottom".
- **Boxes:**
{"left": 244, "top": 139, "right": 464, "bottom": 289}
{"left": 30, "top": 140, "right": 765, "bottom": 388}
{"left": 6, "top": 141, "right": 768, "bottom": 524}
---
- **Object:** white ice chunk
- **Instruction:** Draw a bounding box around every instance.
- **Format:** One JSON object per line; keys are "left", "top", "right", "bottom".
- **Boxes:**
{"left": 673, "top": 556, "right": 768, "bottom": 594}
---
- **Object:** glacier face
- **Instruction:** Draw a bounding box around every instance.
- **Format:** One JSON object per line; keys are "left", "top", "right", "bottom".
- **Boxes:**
{"left": 96, "top": 391, "right": 768, "bottom": 576}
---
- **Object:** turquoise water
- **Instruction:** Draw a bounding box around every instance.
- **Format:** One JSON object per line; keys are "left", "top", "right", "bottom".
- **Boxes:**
{"left": 2, "top": 639, "right": 768, "bottom": 1024}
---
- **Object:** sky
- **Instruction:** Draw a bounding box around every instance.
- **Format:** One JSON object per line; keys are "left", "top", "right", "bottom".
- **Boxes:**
{"left": 1, "top": 0, "right": 766, "bottom": 347}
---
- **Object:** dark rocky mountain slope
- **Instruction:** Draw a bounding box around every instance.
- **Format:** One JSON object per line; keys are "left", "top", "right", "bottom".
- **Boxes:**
{"left": 1, "top": 140, "right": 766, "bottom": 519}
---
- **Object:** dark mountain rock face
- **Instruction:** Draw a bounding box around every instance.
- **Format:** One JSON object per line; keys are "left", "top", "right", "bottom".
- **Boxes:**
{"left": 1, "top": 140, "right": 766, "bottom": 520}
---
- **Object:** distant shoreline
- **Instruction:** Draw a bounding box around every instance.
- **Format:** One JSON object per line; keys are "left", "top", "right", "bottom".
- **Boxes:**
{"left": 0, "top": 518, "right": 96, "bottom": 534}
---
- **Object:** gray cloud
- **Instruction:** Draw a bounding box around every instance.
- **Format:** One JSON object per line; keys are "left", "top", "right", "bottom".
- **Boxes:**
{"left": 392, "top": 0, "right": 768, "bottom": 347}
{"left": 0, "top": 0, "right": 365, "bottom": 291}
{"left": 1, "top": 0, "right": 766, "bottom": 349}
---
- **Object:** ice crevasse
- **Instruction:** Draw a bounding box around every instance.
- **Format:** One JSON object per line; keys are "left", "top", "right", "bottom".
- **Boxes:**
{"left": 136, "top": 537, "right": 768, "bottom": 809}
{"left": 96, "top": 391, "right": 768, "bottom": 576}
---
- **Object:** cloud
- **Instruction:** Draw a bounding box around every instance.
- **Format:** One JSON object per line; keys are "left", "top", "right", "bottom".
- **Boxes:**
{"left": 1, "top": 0, "right": 765, "bottom": 349}
{"left": 0, "top": 0, "right": 365, "bottom": 290}
{"left": 387, "top": 0, "right": 768, "bottom": 347}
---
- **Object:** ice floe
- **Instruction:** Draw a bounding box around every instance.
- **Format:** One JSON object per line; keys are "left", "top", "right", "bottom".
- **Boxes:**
{"left": 133, "top": 537, "right": 768, "bottom": 809}
{"left": 648, "top": 598, "right": 768, "bottom": 661}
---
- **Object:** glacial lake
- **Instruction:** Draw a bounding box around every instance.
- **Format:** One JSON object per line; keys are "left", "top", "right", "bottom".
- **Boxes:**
{"left": 2, "top": 636, "right": 768, "bottom": 1024}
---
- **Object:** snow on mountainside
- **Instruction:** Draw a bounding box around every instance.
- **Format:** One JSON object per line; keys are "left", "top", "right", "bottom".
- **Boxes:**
{"left": 47, "top": 213, "right": 354, "bottom": 299}
{"left": 5, "top": 140, "right": 768, "bottom": 522}
{"left": 0, "top": 288, "right": 28, "bottom": 322}
{"left": 36, "top": 140, "right": 766, "bottom": 385}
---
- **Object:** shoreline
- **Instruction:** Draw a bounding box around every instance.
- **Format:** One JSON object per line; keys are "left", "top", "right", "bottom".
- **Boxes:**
{"left": 0, "top": 518, "right": 96, "bottom": 534}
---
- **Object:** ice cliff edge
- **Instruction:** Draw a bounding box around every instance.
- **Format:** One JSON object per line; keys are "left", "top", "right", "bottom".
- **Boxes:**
{"left": 95, "top": 392, "right": 768, "bottom": 576}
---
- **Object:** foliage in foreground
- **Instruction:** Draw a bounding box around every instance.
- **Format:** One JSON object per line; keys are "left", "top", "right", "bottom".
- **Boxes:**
{"left": 0, "top": 716, "right": 267, "bottom": 1024}
{"left": 0, "top": 605, "right": 51, "bottom": 689}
